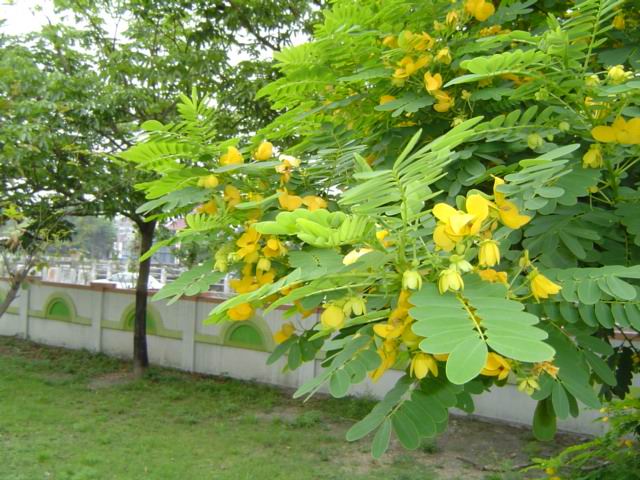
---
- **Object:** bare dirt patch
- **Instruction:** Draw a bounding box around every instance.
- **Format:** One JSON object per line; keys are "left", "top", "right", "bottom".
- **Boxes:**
{"left": 88, "top": 371, "right": 137, "bottom": 390}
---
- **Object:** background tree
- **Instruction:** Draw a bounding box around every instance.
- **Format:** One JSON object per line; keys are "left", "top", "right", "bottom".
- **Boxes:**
{"left": 1, "top": 0, "right": 322, "bottom": 374}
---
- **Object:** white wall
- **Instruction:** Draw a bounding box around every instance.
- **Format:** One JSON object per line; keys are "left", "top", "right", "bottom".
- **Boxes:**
{"left": 1, "top": 279, "right": 630, "bottom": 436}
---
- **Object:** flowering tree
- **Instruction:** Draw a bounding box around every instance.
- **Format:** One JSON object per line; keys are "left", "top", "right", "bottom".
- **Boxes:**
{"left": 124, "top": 0, "right": 640, "bottom": 456}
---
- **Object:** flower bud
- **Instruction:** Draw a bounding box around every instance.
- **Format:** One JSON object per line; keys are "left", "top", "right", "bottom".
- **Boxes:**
{"left": 527, "top": 133, "right": 544, "bottom": 150}
{"left": 478, "top": 240, "right": 500, "bottom": 267}
{"left": 438, "top": 268, "right": 464, "bottom": 294}
{"left": 402, "top": 270, "right": 423, "bottom": 290}
{"left": 321, "top": 305, "right": 346, "bottom": 330}
{"left": 256, "top": 257, "right": 271, "bottom": 272}
{"left": 558, "top": 121, "right": 570, "bottom": 132}
{"left": 607, "top": 65, "right": 632, "bottom": 84}
{"left": 197, "top": 174, "right": 219, "bottom": 188}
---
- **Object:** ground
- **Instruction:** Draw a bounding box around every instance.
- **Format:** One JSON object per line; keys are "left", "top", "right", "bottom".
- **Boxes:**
{"left": 0, "top": 337, "right": 584, "bottom": 480}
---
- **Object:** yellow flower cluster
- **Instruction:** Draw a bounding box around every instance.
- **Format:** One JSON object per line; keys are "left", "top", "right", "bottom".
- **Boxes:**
{"left": 370, "top": 290, "right": 427, "bottom": 381}
{"left": 278, "top": 190, "right": 327, "bottom": 212}
{"left": 423, "top": 71, "right": 454, "bottom": 112}
{"left": 464, "top": 0, "right": 496, "bottom": 22}
{"left": 591, "top": 117, "right": 640, "bottom": 145}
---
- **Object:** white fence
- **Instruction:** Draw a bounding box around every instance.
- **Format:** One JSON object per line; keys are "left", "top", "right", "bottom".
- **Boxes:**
{"left": 1, "top": 278, "right": 624, "bottom": 436}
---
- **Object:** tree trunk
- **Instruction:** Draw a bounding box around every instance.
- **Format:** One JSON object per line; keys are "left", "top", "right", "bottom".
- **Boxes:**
{"left": 133, "top": 219, "right": 156, "bottom": 377}
{"left": 0, "top": 276, "right": 23, "bottom": 318}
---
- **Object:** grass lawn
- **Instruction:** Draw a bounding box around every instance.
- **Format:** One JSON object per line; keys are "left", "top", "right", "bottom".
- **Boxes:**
{"left": 0, "top": 336, "right": 579, "bottom": 480}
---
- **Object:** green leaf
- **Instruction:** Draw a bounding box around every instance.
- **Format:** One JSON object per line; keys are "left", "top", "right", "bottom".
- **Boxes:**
{"left": 371, "top": 418, "right": 392, "bottom": 458}
{"left": 583, "top": 351, "right": 616, "bottom": 386}
{"left": 152, "top": 261, "right": 224, "bottom": 305}
{"left": 329, "top": 368, "right": 351, "bottom": 398}
{"left": 392, "top": 410, "right": 420, "bottom": 450}
{"left": 533, "top": 398, "right": 556, "bottom": 441}
{"left": 606, "top": 276, "right": 637, "bottom": 301}
{"left": 446, "top": 337, "right": 487, "bottom": 385}
{"left": 551, "top": 382, "right": 570, "bottom": 420}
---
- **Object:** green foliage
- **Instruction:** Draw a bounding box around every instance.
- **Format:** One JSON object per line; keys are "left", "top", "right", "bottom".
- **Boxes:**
{"left": 127, "top": 0, "right": 640, "bottom": 458}
{"left": 529, "top": 394, "right": 640, "bottom": 479}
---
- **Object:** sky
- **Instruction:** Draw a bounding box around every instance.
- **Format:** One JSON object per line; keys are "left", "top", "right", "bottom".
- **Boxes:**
{"left": 1, "top": 0, "right": 60, "bottom": 35}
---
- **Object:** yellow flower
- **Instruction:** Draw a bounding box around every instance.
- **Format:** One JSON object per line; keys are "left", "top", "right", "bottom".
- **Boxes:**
{"left": 278, "top": 190, "right": 303, "bottom": 211}
{"left": 343, "top": 247, "right": 373, "bottom": 265}
{"left": 228, "top": 303, "right": 253, "bottom": 321}
{"left": 197, "top": 174, "right": 219, "bottom": 188}
{"left": 229, "top": 274, "right": 260, "bottom": 294}
{"left": 518, "top": 377, "right": 540, "bottom": 395}
{"left": 533, "top": 361, "right": 560, "bottom": 379}
{"left": 254, "top": 141, "right": 273, "bottom": 161}
{"left": 401, "top": 327, "right": 421, "bottom": 349}
{"left": 585, "top": 74, "right": 600, "bottom": 87}
{"left": 433, "top": 90, "right": 454, "bottom": 112}
{"left": 423, "top": 72, "right": 443, "bottom": 94}
{"left": 529, "top": 270, "right": 561, "bottom": 301}
{"left": 435, "top": 47, "right": 452, "bottom": 65}
{"left": 478, "top": 269, "right": 508, "bottom": 284}
{"left": 236, "top": 227, "right": 261, "bottom": 262}
{"left": 376, "top": 229, "right": 392, "bottom": 247}
{"left": 302, "top": 195, "right": 327, "bottom": 211}
{"left": 321, "top": 305, "right": 345, "bottom": 330}
{"left": 411, "top": 32, "right": 435, "bottom": 51}
{"left": 382, "top": 35, "right": 398, "bottom": 48}
{"left": 220, "top": 146, "right": 243, "bottom": 165}
{"left": 196, "top": 199, "right": 218, "bottom": 215}
{"left": 478, "top": 239, "right": 500, "bottom": 267}
{"left": 432, "top": 194, "right": 491, "bottom": 250}
{"left": 612, "top": 13, "right": 625, "bottom": 30}
{"left": 256, "top": 257, "right": 271, "bottom": 272}
{"left": 582, "top": 144, "right": 604, "bottom": 168}
{"left": 481, "top": 352, "right": 511, "bottom": 380}
{"left": 461, "top": 90, "right": 472, "bottom": 101}
{"left": 393, "top": 55, "right": 430, "bottom": 81}
{"left": 379, "top": 95, "right": 396, "bottom": 105}
{"left": 373, "top": 321, "right": 406, "bottom": 340}
{"left": 591, "top": 117, "right": 640, "bottom": 145}
{"left": 607, "top": 64, "right": 632, "bottom": 84}
{"left": 410, "top": 353, "right": 438, "bottom": 379}
{"left": 446, "top": 10, "right": 460, "bottom": 26}
{"left": 465, "top": 0, "right": 495, "bottom": 22}
{"left": 493, "top": 177, "right": 531, "bottom": 229}
{"left": 273, "top": 322, "right": 295, "bottom": 344}
{"left": 224, "top": 185, "right": 241, "bottom": 208}
{"left": 438, "top": 268, "right": 464, "bottom": 294}
{"left": 370, "top": 341, "right": 398, "bottom": 382}
{"left": 262, "top": 236, "right": 287, "bottom": 258}
{"left": 256, "top": 268, "right": 276, "bottom": 286}
{"left": 402, "top": 270, "right": 423, "bottom": 290}
{"left": 479, "top": 25, "right": 504, "bottom": 36}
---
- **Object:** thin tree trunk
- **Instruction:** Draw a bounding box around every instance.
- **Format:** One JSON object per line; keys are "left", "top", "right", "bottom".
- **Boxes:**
{"left": 0, "top": 276, "right": 23, "bottom": 318}
{"left": 0, "top": 253, "right": 34, "bottom": 318}
{"left": 133, "top": 220, "right": 156, "bottom": 377}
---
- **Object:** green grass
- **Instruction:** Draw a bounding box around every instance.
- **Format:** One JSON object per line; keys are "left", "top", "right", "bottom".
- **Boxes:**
{"left": 0, "top": 336, "right": 529, "bottom": 480}
{"left": 0, "top": 337, "right": 433, "bottom": 480}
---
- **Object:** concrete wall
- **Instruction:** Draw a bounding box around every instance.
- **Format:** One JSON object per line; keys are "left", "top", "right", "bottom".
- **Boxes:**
{"left": 1, "top": 278, "right": 629, "bottom": 436}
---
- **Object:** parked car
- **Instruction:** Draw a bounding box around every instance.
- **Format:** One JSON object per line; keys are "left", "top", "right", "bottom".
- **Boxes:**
{"left": 93, "top": 272, "right": 164, "bottom": 290}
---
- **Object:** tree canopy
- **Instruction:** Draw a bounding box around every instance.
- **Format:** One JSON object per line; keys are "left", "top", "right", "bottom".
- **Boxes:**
{"left": 128, "top": 0, "right": 640, "bottom": 455}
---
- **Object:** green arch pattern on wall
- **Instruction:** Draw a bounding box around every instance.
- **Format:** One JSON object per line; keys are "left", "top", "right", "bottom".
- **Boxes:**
{"left": 105, "top": 303, "right": 181, "bottom": 340}
{"left": 123, "top": 307, "right": 158, "bottom": 334}
{"left": 224, "top": 323, "right": 265, "bottom": 350}
{"left": 31, "top": 292, "right": 90, "bottom": 325}
{"left": 46, "top": 298, "right": 73, "bottom": 321}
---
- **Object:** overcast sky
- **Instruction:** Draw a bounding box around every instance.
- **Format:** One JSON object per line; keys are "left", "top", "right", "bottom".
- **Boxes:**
{"left": 1, "top": 0, "right": 60, "bottom": 35}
